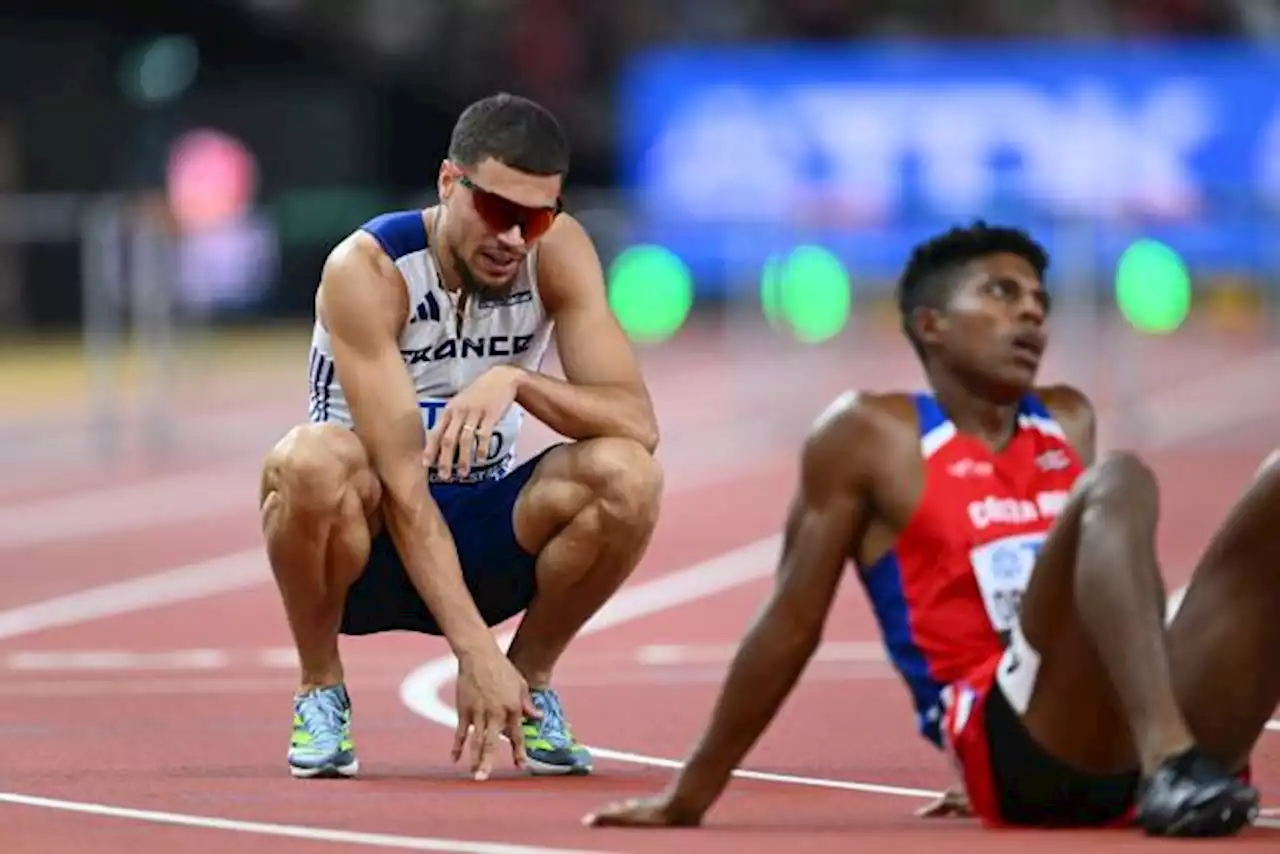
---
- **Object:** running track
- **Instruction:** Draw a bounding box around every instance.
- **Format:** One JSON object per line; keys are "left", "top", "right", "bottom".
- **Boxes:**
{"left": 1, "top": 319, "right": 1277, "bottom": 852}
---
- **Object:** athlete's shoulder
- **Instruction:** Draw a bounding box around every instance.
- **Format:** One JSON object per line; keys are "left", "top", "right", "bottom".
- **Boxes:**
{"left": 803, "top": 390, "right": 918, "bottom": 467}
{"left": 535, "top": 213, "right": 596, "bottom": 278}
{"left": 355, "top": 209, "right": 430, "bottom": 263}
{"left": 1033, "top": 383, "right": 1097, "bottom": 462}
{"left": 1035, "top": 383, "right": 1094, "bottom": 417}
{"left": 316, "top": 222, "right": 411, "bottom": 335}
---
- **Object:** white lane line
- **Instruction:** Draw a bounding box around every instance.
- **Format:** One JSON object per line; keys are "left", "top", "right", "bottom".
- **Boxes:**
{"left": 0, "top": 469, "right": 255, "bottom": 550}
{"left": 401, "top": 538, "right": 1279, "bottom": 817}
{"left": 0, "top": 792, "right": 615, "bottom": 854}
{"left": 0, "top": 548, "right": 265, "bottom": 641}
{"left": 6, "top": 649, "right": 229, "bottom": 671}
{"left": 636, "top": 640, "right": 886, "bottom": 666}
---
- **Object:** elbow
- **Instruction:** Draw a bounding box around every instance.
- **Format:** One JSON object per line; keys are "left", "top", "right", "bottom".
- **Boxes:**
{"left": 773, "top": 602, "right": 826, "bottom": 656}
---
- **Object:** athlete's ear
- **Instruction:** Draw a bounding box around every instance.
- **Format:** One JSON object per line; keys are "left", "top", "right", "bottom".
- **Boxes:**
{"left": 911, "top": 306, "right": 947, "bottom": 349}
{"left": 437, "top": 160, "right": 459, "bottom": 202}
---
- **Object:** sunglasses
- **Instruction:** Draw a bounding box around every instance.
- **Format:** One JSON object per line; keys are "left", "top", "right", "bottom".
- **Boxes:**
{"left": 458, "top": 174, "right": 562, "bottom": 240}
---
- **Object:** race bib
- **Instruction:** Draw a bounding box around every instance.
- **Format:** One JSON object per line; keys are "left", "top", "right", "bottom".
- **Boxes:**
{"left": 418, "top": 397, "right": 523, "bottom": 483}
{"left": 967, "top": 532, "right": 1044, "bottom": 639}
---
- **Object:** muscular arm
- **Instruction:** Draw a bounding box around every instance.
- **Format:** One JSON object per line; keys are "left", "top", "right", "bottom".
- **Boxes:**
{"left": 659, "top": 397, "right": 875, "bottom": 819}
{"left": 515, "top": 215, "right": 658, "bottom": 451}
{"left": 320, "top": 235, "right": 494, "bottom": 657}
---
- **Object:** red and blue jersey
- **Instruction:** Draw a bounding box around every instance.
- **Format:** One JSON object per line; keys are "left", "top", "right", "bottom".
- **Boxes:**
{"left": 856, "top": 392, "right": 1085, "bottom": 748}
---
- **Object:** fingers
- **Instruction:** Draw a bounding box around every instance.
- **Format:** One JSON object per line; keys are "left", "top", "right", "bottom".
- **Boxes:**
{"left": 469, "top": 411, "right": 500, "bottom": 479}
{"left": 452, "top": 707, "right": 471, "bottom": 764}
{"left": 582, "top": 800, "right": 665, "bottom": 828}
{"left": 431, "top": 408, "right": 461, "bottom": 481}
{"left": 453, "top": 416, "right": 483, "bottom": 480}
{"left": 914, "top": 793, "right": 968, "bottom": 818}
{"left": 471, "top": 712, "right": 502, "bottom": 782}
{"left": 522, "top": 683, "right": 541, "bottom": 720}
{"left": 506, "top": 705, "right": 527, "bottom": 771}
{"left": 581, "top": 801, "right": 633, "bottom": 828}
{"left": 429, "top": 406, "right": 487, "bottom": 481}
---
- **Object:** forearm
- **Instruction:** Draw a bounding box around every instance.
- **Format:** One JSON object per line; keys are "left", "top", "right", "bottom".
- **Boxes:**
{"left": 665, "top": 613, "right": 821, "bottom": 814}
{"left": 378, "top": 475, "right": 494, "bottom": 656}
{"left": 515, "top": 369, "right": 658, "bottom": 451}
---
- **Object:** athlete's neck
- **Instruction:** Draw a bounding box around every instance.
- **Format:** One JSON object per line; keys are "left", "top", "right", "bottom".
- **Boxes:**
{"left": 425, "top": 206, "right": 465, "bottom": 295}
{"left": 927, "top": 367, "right": 1021, "bottom": 451}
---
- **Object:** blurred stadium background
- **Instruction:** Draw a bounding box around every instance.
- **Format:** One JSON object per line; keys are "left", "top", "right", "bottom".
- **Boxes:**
{"left": 2, "top": 0, "right": 1279, "bottom": 479}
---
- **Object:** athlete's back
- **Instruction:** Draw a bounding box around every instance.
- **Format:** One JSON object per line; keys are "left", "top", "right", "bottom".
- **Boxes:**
{"left": 307, "top": 209, "right": 554, "bottom": 481}
{"left": 857, "top": 389, "right": 1085, "bottom": 745}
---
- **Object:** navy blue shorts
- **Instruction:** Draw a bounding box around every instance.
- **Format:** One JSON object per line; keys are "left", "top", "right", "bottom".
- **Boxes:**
{"left": 340, "top": 445, "right": 561, "bottom": 636}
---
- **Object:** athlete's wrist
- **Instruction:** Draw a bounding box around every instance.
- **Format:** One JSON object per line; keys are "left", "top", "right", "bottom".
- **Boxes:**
{"left": 500, "top": 364, "right": 530, "bottom": 396}
{"left": 451, "top": 631, "right": 503, "bottom": 664}
{"left": 666, "top": 758, "right": 728, "bottom": 819}
{"left": 663, "top": 779, "right": 716, "bottom": 823}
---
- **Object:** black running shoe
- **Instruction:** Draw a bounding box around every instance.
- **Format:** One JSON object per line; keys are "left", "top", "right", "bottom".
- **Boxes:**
{"left": 1135, "top": 746, "right": 1259, "bottom": 837}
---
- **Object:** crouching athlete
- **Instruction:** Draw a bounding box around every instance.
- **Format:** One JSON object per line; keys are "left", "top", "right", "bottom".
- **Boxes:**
{"left": 585, "top": 222, "right": 1276, "bottom": 837}
{"left": 259, "top": 93, "right": 662, "bottom": 781}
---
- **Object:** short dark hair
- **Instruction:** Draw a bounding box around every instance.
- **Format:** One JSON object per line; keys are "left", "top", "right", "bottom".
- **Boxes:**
{"left": 896, "top": 220, "right": 1049, "bottom": 357}
{"left": 447, "top": 93, "right": 570, "bottom": 177}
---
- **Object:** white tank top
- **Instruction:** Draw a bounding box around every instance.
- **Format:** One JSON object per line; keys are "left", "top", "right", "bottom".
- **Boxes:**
{"left": 307, "top": 209, "right": 555, "bottom": 483}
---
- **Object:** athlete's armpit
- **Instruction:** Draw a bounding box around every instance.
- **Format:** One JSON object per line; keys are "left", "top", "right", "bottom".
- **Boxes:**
{"left": 773, "top": 396, "right": 877, "bottom": 623}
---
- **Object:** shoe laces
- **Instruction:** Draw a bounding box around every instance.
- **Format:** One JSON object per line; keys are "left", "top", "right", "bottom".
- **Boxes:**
{"left": 529, "top": 689, "right": 572, "bottom": 747}
{"left": 296, "top": 686, "right": 347, "bottom": 750}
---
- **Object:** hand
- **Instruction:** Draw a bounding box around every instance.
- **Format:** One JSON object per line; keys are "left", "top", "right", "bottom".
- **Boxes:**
{"left": 582, "top": 792, "right": 704, "bottom": 829}
{"left": 452, "top": 646, "right": 540, "bottom": 781}
{"left": 425, "top": 366, "right": 522, "bottom": 481}
{"left": 914, "top": 785, "right": 971, "bottom": 818}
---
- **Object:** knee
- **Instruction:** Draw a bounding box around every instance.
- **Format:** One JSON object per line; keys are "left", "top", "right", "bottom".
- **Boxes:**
{"left": 261, "top": 425, "right": 379, "bottom": 521}
{"left": 1075, "top": 451, "right": 1158, "bottom": 515}
{"left": 1254, "top": 449, "right": 1280, "bottom": 482}
{"left": 577, "top": 438, "right": 664, "bottom": 527}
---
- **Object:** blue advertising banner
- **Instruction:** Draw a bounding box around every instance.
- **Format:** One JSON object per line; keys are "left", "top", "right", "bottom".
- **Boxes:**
{"left": 617, "top": 45, "right": 1280, "bottom": 295}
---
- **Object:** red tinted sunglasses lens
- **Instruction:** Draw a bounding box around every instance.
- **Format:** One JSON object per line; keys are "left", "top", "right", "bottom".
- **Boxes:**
{"left": 472, "top": 187, "right": 558, "bottom": 239}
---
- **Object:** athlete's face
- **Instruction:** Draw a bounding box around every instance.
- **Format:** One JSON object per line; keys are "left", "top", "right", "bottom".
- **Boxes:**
{"left": 927, "top": 252, "right": 1050, "bottom": 394}
{"left": 438, "top": 157, "right": 563, "bottom": 292}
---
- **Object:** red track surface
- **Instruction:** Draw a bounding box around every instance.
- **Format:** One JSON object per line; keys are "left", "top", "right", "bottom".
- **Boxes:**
{"left": 1, "top": 323, "right": 1277, "bottom": 853}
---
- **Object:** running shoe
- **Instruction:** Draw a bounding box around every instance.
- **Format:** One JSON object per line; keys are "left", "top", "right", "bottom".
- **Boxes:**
{"left": 522, "top": 687, "right": 593, "bottom": 775}
{"left": 288, "top": 683, "right": 359, "bottom": 779}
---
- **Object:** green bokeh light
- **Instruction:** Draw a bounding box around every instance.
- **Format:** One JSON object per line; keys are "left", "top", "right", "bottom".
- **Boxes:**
{"left": 1114, "top": 239, "right": 1192, "bottom": 334}
{"left": 759, "top": 245, "right": 852, "bottom": 343}
{"left": 607, "top": 244, "right": 693, "bottom": 342}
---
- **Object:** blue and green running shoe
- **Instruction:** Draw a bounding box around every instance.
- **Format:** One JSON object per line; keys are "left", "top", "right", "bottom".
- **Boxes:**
{"left": 289, "top": 683, "right": 358, "bottom": 779}
{"left": 522, "top": 688, "right": 592, "bottom": 775}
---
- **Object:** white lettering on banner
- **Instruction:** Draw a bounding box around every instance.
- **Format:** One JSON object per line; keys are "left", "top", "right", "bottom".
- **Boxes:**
{"left": 969, "top": 532, "right": 1045, "bottom": 634}
{"left": 644, "top": 81, "right": 1216, "bottom": 220}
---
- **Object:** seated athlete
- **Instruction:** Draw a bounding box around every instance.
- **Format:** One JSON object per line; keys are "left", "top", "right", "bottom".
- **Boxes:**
{"left": 584, "top": 222, "right": 1277, "bottom": 837}
{"left": 259, "top": 93, "right": 663, "bottom": 782}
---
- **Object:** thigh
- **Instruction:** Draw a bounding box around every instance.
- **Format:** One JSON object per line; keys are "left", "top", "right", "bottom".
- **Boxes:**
{"left": 340, "top": 445, "right": 562, "bottom": 636}
{"left": 1000, "top": 466, "right": 1143, "bottom": 772}
{"left": 981, "top": 658, "right": 1140, "bottom": 828}
{"left": 511, "top": 437, "right": 661, "bottom": 553}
